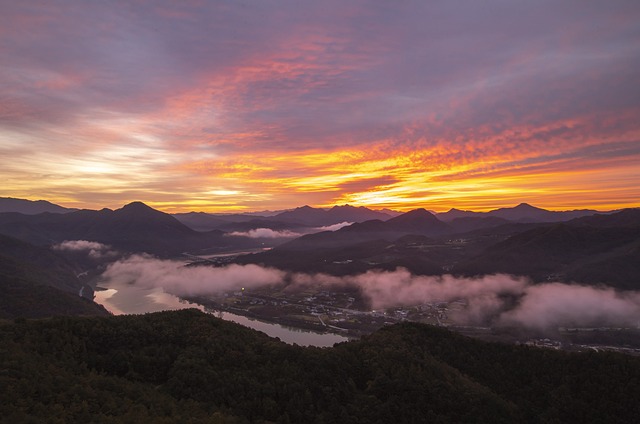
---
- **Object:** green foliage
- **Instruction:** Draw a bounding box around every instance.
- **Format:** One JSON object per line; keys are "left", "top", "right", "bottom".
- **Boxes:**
{"left": 1, "top": 310, "right": 639, "bottom": 423}
{"left": 0, "top": 234, "right": 109, "bottom": 319}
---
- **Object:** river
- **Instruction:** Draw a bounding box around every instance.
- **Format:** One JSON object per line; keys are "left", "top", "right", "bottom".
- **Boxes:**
{"left": 94, "top": 282, "right": 350, "bottom": 347}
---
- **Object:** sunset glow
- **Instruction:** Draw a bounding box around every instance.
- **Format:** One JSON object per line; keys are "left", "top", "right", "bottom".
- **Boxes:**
{"left": 1, "top": 1, "right": 639, "bottom": 212}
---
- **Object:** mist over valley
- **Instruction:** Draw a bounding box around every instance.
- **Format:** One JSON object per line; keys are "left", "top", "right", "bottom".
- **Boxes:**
{"left": 3, "top": 197, "right": 637, "bottom": 352}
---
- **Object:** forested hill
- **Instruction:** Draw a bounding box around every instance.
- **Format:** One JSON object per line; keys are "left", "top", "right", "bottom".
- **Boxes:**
{"left": 2, "top": 309, "right": 638, "bottom": 423}
{"left": 0, "top": 234, "right": 109, "bottom": 319}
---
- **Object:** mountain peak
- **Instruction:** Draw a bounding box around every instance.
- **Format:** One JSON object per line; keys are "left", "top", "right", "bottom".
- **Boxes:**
{"left": 383, "top": 208, "right": 449, "bottom": 235}
{"left": 120, "top": 201, "right": 155, "bottom": 212}
{"left": 403, "top": 208, "right": 433, "bottom": 216}
{"left": 389, "top": 208, "right": 440, "bottom": 224}
{"left": 117, "top": 202, "right": 173, "bottom": 220}
{"left": 513, "top": 203, "right": 540, "bottom": 210}
{"left": 436, "top": 207, "right": 479, "bottom": 222}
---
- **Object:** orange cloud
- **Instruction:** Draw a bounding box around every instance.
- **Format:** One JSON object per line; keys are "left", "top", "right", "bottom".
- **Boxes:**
{"left": 2, "top": 2, "right": 639, "bottom": 213}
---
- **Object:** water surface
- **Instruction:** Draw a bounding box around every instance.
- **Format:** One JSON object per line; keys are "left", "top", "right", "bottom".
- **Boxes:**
{"left": 95, "top": 282, "right": 349, "bottom": 347}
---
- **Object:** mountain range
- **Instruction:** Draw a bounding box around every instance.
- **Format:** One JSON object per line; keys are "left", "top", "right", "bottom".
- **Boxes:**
{"left": 437, "top": 203, "right": 599, "bottom": 222}
{"left": 0, "top": 201, "right": 242, "bottom": 257}
{"left": 173, "top": 204, "right": 396, "bottom": 231}
{"left": 0, "top": 197, "right": 637, "bottom": 288}
{"left": 0, "top": 197, "right": 609, "bottom": 230}
{"left": 238, "top": 208, "right": 640, "bottom": 288}
{"left": 0, "top": 197, "right": 76, "bottom": 214}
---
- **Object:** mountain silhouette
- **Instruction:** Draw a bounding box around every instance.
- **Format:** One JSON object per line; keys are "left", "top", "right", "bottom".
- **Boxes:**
{"left": 438, "top": 203, "right": 599, "bottom": 223}
{"left": 271, "top": 204, "right": 392, "bottom": 226}
{"left": 457, "top": 210, "right": 640, "bottom": 288}
{"left": 265, "top": 208, "right": 450, "bottom": 252}
{"left": 0, "top": 197, "right": 75, "bottom": 214}
{"left": 238, "top": 208, "right": 640, "bottom": 287}
{"left": 384, "top": 208, "right": 451, "bottom": 234}
{"left": 0, "top": 202, "right": 249, "bottom": 256}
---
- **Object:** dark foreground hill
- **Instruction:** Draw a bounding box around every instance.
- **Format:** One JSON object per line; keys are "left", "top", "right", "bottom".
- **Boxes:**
{"left": 2, "top": 309, "right": 638, "bottom": 423}
{"left": 0, "top": 234, "right": 109, "bottom": 319}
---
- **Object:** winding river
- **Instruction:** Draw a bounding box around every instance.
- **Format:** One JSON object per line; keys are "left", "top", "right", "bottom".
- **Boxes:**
{"left": 94, "top": 283, "right": 350, "bottom": 347}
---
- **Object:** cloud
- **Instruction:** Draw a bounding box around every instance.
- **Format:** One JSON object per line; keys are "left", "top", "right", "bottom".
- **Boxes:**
{"left": 315, "top": 222, "right": 354, "bottom": 232}
{"left": 54, "top": 240, "right": 107, "bottom": 251}
{"left": 101, "top": 258, "right": 640, "bottom": 330}
{"left": 227, "top": 228, "right": 301, "bottom": 238}
{"left": 101, "top": 255, "right": 285, "bottom": 296}
{"left": 1, "top": 2, "right": 639, "bottom": 212}
{"left": 223, "top": 222, "right": 354, "bottom": 239}
{"left": 342, "top": 270, "right": 640, "bottom": 329}
{"left": 53, "top": 240, "right": 117, "bottom": 259}
{"left": 291, "top": 270, "right": 530, "bottom": 325}
{"left": 500, "top": 283, "right": 640, "bottom": 329}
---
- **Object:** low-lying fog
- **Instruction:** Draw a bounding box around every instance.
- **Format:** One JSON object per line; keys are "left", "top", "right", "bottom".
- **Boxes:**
{"left": 56, "top": 239, "right": 640, "bottom": 332}
{"left": 100, "top": 253, "right": 640, "bottom": 331}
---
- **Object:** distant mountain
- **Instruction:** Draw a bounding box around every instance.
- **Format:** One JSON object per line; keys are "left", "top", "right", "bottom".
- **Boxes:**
{"left": 487, "top": 203, "right": 597, "bottom": 222}
{"left": 242, "top": 208, "right": 292, "bottom": 217}
{"left": 271, "top": 204, "right": 392, "bottom": 226}
{"left": 269, "top": 205, "right": 328, "bottom": 226}
{"left": 237, "top": 208, "right": 640, "bottom": 286}
{"left": 173, "top": 211, "right": 265, "bottom": 231}
{"left": 237, "top": 235, "right": 446, "bottom": 275}
{"left": 384, "top": 208, "right": 451, "bottom": 234}
{"left": 178, "top": 205, "right": 394, "bottom": 232}
{"left": 0, "top": 234, "right": 109, "bottom": 318}
{"left": 447, "top": 216, "right": 511, "bottom": 233}
{"left": 567, "top": 208, "right": 640, "bottom": 228}
{"left": 273, "top": 208, "right": 450, "bottom": 252}
{"left": 0, "top": 202, "right": 256, "bottom": 256}
{"left": 377, "top": 208, "right": 404, "bottom": 217}
{"left": 324, "top": 205, "right": 394, "bottom": 224}
{"left": 457, "top": 211, "right": 640, "bottom": 288}
{"left": 437, "top": 208, "right": 480, "bottom": 221}
{"left": 0, "top": 197, "right": 75, "bottom": 214}
{"left": 216, "top": 219, "right": 304, "bottom": 233}
{"left": 437, "top": 203, "right": 599, "bottom": 223}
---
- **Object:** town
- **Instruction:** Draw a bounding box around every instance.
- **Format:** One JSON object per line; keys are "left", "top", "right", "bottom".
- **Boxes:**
{"left": 186, "top": 282, "right": 640, "bottom": 356}
{"left": 188, "top": 284, "right": 454, "bottom": 337}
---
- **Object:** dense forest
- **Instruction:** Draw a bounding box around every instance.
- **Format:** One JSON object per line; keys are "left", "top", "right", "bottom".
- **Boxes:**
{"left": 0, "top": 234, "right": 109, "bottom": 319}
{"left": 2, "top": 309, "right": 638, "bottom": 423}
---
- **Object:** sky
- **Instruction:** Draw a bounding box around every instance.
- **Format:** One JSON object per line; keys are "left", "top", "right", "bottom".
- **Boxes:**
{"left": 1, "top": 1, "right": 639, "bottom": 213}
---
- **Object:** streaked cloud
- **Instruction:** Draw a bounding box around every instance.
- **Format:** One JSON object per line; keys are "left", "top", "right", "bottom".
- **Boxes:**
{"left": 1, "top": 1, "right": 638, "bottom": 212}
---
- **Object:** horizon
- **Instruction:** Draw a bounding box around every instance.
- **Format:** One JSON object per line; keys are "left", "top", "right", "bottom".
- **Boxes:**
{"left": 2, "top": 196, "right": 626, "bottom": 215}
{"left": 1, "top": 2, "right": 639, "bottom": 213}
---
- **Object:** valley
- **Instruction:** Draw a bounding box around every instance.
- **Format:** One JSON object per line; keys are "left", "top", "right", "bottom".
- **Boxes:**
{"left": 2, "top": 197, "right": 639, "bottom": 353}
{"left": 2, "top": 197, "right": 640, "bottom": 423}
{"left": 185, "top": 282, "right": 640, "bottom": 355}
